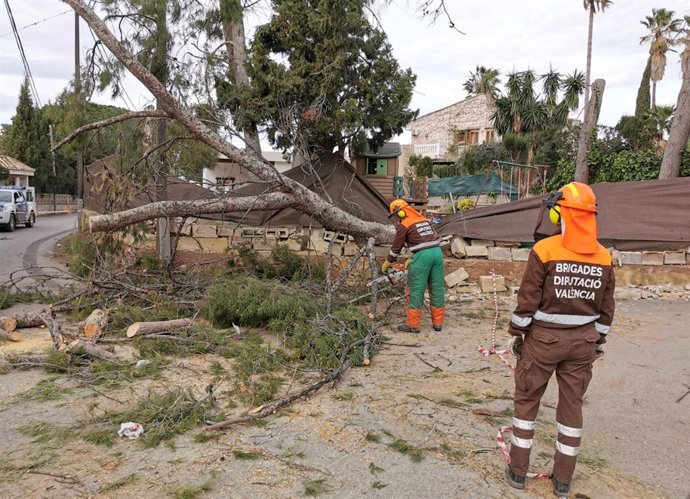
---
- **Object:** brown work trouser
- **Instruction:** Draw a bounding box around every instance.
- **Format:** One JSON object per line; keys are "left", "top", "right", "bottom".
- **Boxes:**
{"left": 509, "top": 323, "right": 599, "bottom": 484}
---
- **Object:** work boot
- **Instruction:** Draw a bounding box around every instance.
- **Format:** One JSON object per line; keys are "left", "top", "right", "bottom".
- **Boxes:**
{"left": 433, "top": 325, "right": 443, "bottom": 332}
{"left": 505, "top": 465, "right": 525, "bottom": 490}
{"left": 398, "top": 324, "right": 420, "bottom": 334}
{"left": 550, "top": 475, "right": 570, "bottom": 498}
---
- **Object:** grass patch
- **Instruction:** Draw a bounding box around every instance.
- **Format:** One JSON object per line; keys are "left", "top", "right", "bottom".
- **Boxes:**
{"left": 368, "top": 462, "right": 384, "bottom": 474}
{"left": 365, "top": 432, "right": 381, "bottom": 443}
{"left": 17, "top": 420, "right": 71, "bottom": 444}
{"left": 331, "top": 391, "right": 354, "bottom": 402}
{"left": 578, "top": 450, "right": 609, "bottom": 468}
{"left": 438, "top": 443, "right": 466, "bottom": 463}
{"left": 15, "top": 378, "right": 69, "bottom": 403}
{"left": 82, "top": 427, "right": 115, "bottom": 447}
{"left": 304, "top": 479, "right": 330, "bottom": 496}
{"left": 103, "top": 387, "right": 220, "bottom": 448}
{"left": 388, "top": 438, "right": 424, "bottom": 463}
{"left": 232, "top": 449, "right": 262, "bottom": 460}
{"left": 193, "top": 432, "right": 221, "bottom": 444}
{"left": 437, "top": 397, "right": 469, "bottom": 409}
{"left": 283, "top": 448, "right": 305, "bottom": 460}
{"left": 170, "top": 480, "right": 214, "bottom": 499}
{"left": 100, "top": 473, "right": 138, "bottom": 493}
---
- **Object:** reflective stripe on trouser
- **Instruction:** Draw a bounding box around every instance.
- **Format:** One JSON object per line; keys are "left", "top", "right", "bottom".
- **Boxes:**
{"left": 406, "top": 246, "right": 445, "bottom": 328}
{"left": 509, "top": 324, "right": 596, "bottom": 482}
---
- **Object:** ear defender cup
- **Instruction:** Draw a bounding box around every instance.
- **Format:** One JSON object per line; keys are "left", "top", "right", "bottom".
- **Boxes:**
{"left": 549, "top": 205, "right": 561, "bottom": 225}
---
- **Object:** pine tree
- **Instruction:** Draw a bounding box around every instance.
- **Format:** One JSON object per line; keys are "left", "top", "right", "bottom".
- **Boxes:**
{"left": 219, "top": 0, "right": 417, "bottom": 157}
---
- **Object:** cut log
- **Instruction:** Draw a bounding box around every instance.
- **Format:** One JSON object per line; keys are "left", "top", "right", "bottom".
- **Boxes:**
{"left": 126, "top": 318, "right": 193, "bottom": 338}
{"left": 65, "top": 339, "right": 116, "bottom": 360}
{"left": 13, "top": 311, "right": 51, "bottom": 329}
{"left": 0, "top": 329, "right": 21, "bottom": 342}
{"left": 0, "top": 317, "right": 18, "bottom": 332}
{"left": 82, "top": 309, "right": 108, "bottom": 339}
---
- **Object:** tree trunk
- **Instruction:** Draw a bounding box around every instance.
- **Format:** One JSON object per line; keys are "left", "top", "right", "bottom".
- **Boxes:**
{"left": 81, "top": 308, "right": 108, "bottom": 339}
{"left": 659, "top": 63, "right": 690, "bottom": 179}
{"left": 126, "top": 318, "right": 193, "bottom": 338}
{"left": 576, "top": 6, "right": 595, "bottom": 184}
{"left": 652, "top": 80, "right": 657, "bottom": 109}
{"left": 575, "top": 79, "right": 606, "bottom": 184}
{"left": 153, "top": 0, "right": 171, "bottom": 263}
{"left": 222, "top": 0, "right": 262, "bottom": 156}
{"left": 583, "top": 6, "right": 594, "bottom": 131}
{"left": 63, "top": 0, "right": 396, "bottom": 244}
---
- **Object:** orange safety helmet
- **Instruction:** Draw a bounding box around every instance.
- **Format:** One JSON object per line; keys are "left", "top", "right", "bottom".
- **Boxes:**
{"left": 545, "top": 182, "right": 599, "bottom": 254}
{"left": 546, "top": 182, "right": 597, "bottom": 225}
{"left": 389, "top": 199, "right": 409, "bottom": 218}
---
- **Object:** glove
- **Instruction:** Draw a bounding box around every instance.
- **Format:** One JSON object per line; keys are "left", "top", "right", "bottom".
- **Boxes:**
{"left": 595, "top": 344, "right": 605, "bottom": 359}
{"left": 509, "top": 335, "right": 524, "bottom": 359}
{"left": 404, "top": 258, "right": 412, "bottom": 269}
{"left": 381, "top": 260, "right": 392, "bottom": 274}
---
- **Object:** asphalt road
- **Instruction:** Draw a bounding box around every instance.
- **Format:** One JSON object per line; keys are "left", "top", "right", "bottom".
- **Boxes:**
{"left": 0, "top": 213, "right": 78, "bottom": 287}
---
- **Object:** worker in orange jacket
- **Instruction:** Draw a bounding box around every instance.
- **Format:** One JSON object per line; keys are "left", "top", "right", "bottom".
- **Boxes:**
{"left": 505, "top": 182, "right": 615, "bottom": 498}
{"left": 383, "top": 199, "right": 445, "bottom": 333}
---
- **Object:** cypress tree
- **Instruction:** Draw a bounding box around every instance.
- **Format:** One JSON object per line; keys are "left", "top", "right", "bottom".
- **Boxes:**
{"left": 635, "top": 57, "right": 652, "bottom": 118}
{"left": 2, "top": 78, "right": 51, "bottom": 192}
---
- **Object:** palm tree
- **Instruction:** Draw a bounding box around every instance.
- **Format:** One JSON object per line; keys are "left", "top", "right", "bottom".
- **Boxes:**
{"left": 576, "top": 0, "right": 612, "bottom": 184}
{"left": 491, "top": 69, "right": 584, "bottom": 164}
{"left": 582, "top": 0, "right": 613, "bottom": 120}
{"left": 640, "top": 8, "right": 683, "bottom": 108}
{"left": 463, "top": 66, "right": 501, "bottom": 100}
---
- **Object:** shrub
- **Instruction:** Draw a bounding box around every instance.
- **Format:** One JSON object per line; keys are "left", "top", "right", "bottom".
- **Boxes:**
{"left": 202, "top": 275, "right": 318, "bottom": 328}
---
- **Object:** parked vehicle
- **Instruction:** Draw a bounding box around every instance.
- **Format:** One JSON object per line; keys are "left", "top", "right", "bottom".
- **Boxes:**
{"left": 0, "top": 186, "right": 37, "bottom": 231}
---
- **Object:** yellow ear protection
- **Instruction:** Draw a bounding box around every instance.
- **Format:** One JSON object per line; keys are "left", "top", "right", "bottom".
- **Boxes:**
{"left": 544, "top": 191, "right": 564, "bottom": 225}
{"left": 388, "top": 205, "right": 406, "bottom": 218}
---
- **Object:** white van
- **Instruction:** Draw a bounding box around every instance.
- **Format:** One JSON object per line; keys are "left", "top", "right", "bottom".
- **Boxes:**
{"left": 0, "top": 186, "right": 37, "bottom": 231}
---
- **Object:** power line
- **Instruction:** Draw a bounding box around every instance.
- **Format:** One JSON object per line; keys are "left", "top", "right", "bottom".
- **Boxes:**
{"left": 0, "top": 9, "right": 71, "bottom": 39}
{"left": 3, "top": 0, "right": 42, "bottom": 107}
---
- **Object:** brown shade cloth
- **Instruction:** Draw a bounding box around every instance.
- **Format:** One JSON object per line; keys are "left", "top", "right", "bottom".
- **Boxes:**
{"left": 223, "top": 153, "right": 391, "bottom": 226}
{"left": 436, "top": 177, "right": 690, "bottom": 251}
{"left": 84, "top": 153, "right": 390, "bottom": 227}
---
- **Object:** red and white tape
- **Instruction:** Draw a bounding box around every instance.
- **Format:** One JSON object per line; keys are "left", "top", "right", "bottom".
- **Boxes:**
{"left": 477, "top": 270, "right": 516, "bottom": 371}
{"left": 496, "top": 426, "right": 550, "bottom": 479}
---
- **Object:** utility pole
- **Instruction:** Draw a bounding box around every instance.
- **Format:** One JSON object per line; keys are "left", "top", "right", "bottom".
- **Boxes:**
{"left": 48, "top": 124, "right": 57, "bottom": 213}
{"left": 75, "top": 12, "right": 84, "bottom": 200}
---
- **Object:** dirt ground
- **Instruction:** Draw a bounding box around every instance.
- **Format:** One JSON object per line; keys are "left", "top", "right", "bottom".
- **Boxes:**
{"left": 1, "top": 261, "right": 689, "bottom": 499}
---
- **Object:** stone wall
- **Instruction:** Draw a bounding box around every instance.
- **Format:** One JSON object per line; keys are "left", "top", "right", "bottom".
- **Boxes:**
{"left": 445, "top": 235, "right": 690, "bottom": 266}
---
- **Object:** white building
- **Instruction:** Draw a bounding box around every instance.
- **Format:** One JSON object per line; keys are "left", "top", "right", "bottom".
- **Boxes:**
{"left": 0, "top": 155, "right": 35, "bottom": 187}
{"left": 203, "top": 150, "right": 291, "bottom": 192}
{"left": 408, "top": 94, "right": 497, "bottom": 159}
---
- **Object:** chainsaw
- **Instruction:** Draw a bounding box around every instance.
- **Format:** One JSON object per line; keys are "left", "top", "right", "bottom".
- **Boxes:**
{"left": 367, "top": 262, "right": 407, "bottom": 288}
